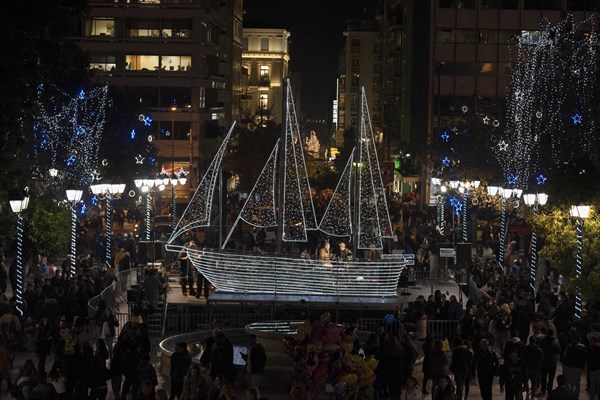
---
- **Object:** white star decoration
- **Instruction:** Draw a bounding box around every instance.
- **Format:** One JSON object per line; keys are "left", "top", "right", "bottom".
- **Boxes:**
{"left": 482, "top": 116, "right": 490, "bottom": 125}
{"left": 498, "top": 141, "right": 508, "bottom": 151}
{"left": 135, "top": 154, "right": 145, "bottom": 164}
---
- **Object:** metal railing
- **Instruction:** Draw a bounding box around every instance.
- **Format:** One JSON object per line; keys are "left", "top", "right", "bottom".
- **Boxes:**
{"left": 356, "top": 317, "right": 459, "bottom": 342}
{"left": 88, "top": 268, "right": 138, "bottom": 320}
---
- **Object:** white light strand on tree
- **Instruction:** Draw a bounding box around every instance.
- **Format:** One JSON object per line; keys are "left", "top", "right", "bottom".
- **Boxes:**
{"left": 358, "top": 88, "right": 393, "bottom": 249}
{"left": 34, "top": 85, "right": 109, "bottom": 186}
{"left": 498, "top": 16, "right": 598, "bottom": 188}
{"left": 169, "top": 122, "right": 235, "bottom": 243}
{"left": 319, "top": 149, "right": 354, "bottom": 237}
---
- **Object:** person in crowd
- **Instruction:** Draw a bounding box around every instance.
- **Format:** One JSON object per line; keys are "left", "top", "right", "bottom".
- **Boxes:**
{"left": 170, "top": 342, "right": 191, "bottom": 400}
{"left": 208, "top": 375, "right": 224, "bottom": 400}
{"left": 499, "top": 349, "right": 528, "bottom": 400}
{"left": 548, "top": 374, "right": 578, "bottom": 400}
{"left": 539, "top": 328, "right": 561, "bottom": 395}
{"left": 87, "top": 339, "right": 110, "bottom": 400}
{"left": 137, "top": 379, "right": 157, "bottom": 400}
{"left": 403, "top": 376, "right": 422, "bottom": 400}
{"left": 210, "top": 331, "right": 235, "bottom": 383}
{"left": 588, "top": 334, "right": 600, "bottom": 400}
{"left": 523, "top": 336, "right": 544, "bottom": 398}
{"left": 245, "top": 387, "right": 260, "bottom": 400}
{"left": 241, "top": 334, "right": 267, "bottom": 390}
{"left": 218, "top": 381, "right": 236, "bottom": 400}
{"left": 143, "top": 269, "right": 163, "bottom": 313}
{"left": 432, "top": 375, "right": 455, "bottom": 400}
{"left": 178, "top": 241, "right": 197, "bottom": 297}
{"left": 562, "top": 332, "right": 587, "bottom": 398}
{"left": 429, "top": 339, "right": 449, "bottom": 395}
{"left": 449, "top": 337, "right": 472, "bottom": 400}
{"left": 35, "top": 318, "right": 53, "bottom": 374}
{"left": 180, "top": 364, "right": 210, "bottom": 400}
{"left": 96, "top": 306, "right": 119, "bottom": 359}
{"left": 472, "top": 338, "right": 499, "bottom": 400}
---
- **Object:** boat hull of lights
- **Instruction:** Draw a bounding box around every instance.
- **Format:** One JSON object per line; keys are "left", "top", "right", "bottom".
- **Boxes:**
{"left": 166, "top": 245, "right": 413, "bottom": 297}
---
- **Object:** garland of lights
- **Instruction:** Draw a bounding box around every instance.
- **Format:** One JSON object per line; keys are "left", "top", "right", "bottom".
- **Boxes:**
{"left": 498, "top": 16, "right": 598, "bottom": 188}
{"left": 146, "top": 192, "right": 151, "bottom": 241}
{"left": 105, "top": 197, "right": 112, "bottom": 267}
{"left": 575, "top": 218, "right": 584, "bottom": 318}
{"left": 15, "top": 214, "right": 24, "bottom": 317}
{"left": 499, "top": 197, "right": 507, "bottom": 268}
{"left": 222, "top": 141, "right": 280, "bottom": 249}
{"left": 283, "top": 83, "right": 318, "bottom": 241}
{"left": 358, "top": 88, "right": 393, "bottom": 249}
{"left": 70, "top": 207, "right": 77, "bottom": 278}
{"left": 165, "top": 244, "right": 414, "bottom": 296}
{"left": 319, "top": 149, "right": 354, "bottom": 237}
{"left": 529, "top": 209, "right": 538, "bottom": 292}
{"left": 169, "top": 122, "right": 235, "bottom": 243}
{"left": 462, "top": 191, "right": 468, "bottom": 242}
{"left": 34, "top": 85, "right": 109, "bottom": 187}
{"left": 172, "top": 185, "right": 177, "bottom": 229}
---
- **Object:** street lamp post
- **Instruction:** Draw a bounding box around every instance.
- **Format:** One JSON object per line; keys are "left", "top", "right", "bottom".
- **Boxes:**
{"left": 170, "top": 106, "right": 177, "bottom": 228}
{"left": 523, "top": 192, "right": 548, "bottom": 292}
{"left": 9, "top": 196, "right": 29, "bottom": 317}
{"left": 91, "top": 183, "right": 126, "bottom": 267}
{"left": 65, "top": 189, "right": 83, "bottom": 278}
{"left": 449, "top": 179, "right": 460, "bottom": 238}
{"left": 570, "top": 205, "right": 590, "bottom": 319}
{"left": 134, "top": 178, "right": 166, "bottom": 241}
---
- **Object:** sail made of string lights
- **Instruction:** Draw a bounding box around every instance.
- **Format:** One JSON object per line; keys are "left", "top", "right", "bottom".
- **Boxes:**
{"left": 358, "top": 87, "right": 393, "bottom": 249}
{"left": 168, "top": 122, "right": 236, "bottom": 243}
{"left": 283, "top": 82, "right": 318, "bottom": 241}
{"left": 318, "top": 148, "right": 354, "bottom": 237}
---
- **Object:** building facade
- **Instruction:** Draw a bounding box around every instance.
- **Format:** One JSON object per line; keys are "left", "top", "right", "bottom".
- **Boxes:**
{"left": 241, "top": 28, "right": 291, "bottom": 125}
{"left": 78, "top": 0, "right": 242, "bottom": 206}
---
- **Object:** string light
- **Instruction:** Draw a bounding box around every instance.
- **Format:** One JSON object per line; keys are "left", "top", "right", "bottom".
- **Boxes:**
{"left": 282, "top": 83, "right": 318, "bottom": 241}
{"left": 357, "top": 88, "right": 393, "bottom": 249}
{"left": 497, "top": 16, "right": 597, "bottom": 188}
{"left": 575, "top": 218, "right": 583, "bottom": 318}
{"left": 169, "top": 122, "right": 235, "bottom": 243}
{"left": 34, "top": 85, "right": 108, "bottom": 187}
{"left": 319, "top": 149, "right": 354, "bottom": 237}
{"left": 166, "top": 243, "right": 414, "bottom": 296}
{"left": 15, "top": 213, "right": 24, "bottom": 316}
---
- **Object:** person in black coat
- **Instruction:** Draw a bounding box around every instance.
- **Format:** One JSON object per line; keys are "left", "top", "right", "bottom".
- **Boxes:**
{"left": 499, "top": 349, "right": 528, "bottom": 400}
{"left": 472, "top": 338, "right": 499, "bottom": 400}
{"left": 548, "top": 374, "right": 577, "bottom": 400}
{"left": 523, "top": 336, "right": 544, "bottom": 398}
{"left": 450, "top": 338, "right": 473, "bottom": 400}
{"left": 170, "top": 342, "right": 191, "bottom": 400}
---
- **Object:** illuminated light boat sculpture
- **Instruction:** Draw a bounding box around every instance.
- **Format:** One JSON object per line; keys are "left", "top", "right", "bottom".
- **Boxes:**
{"left": 166, "top": 82, "right": 413, "bottom": 298}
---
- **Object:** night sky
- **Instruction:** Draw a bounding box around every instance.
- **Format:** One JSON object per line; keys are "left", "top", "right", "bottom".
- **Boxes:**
{"left": 244, "top": 0, "right": 378, "bottom": 120}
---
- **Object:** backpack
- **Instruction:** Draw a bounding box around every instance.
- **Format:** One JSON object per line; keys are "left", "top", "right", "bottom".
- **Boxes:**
{"left": 64, "top": 333, "right": 78, "bottom": 356}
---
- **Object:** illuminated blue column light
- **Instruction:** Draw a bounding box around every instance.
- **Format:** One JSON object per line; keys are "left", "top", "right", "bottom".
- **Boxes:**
{"left": 91, "top": 183, "right": 125, "bottom": 268}
{"left": 461, "top": 189, "right": 468, "bottom": 242}
{"left": 106, "top": 196, "right": 112, "bottom": 266}
{"left": 570, "top": 205, "right": 590, "bottom": 319}
{"left": 10, "top": 196, "right": 29, "bottom": 317}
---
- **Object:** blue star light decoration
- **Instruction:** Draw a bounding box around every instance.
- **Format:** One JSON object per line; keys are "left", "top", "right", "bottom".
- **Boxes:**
{"left": 148, "top": 156, "right": 156, "bottom": 166}
{"left": 440, "top": 131, "right": 450, "bottom": 142}
{"left": 66, "top": 155, "right": 76, "bottom": 166}
{"left": 91, "top": 196, "right": 99, "bottom": 206}
{"left": 536, "top": 174, "right": 547, "bottom": 185}
{"left": 454, "top": 202, "right": 463, "bottom": 215}
{"left": 130, "top": 129, "right": 136, "bottom": 140}
{"left": 78, "top": 90, "right": 85, "bottom": 100}
{"left": 442, "top": 156, "right": 451, "bottom": 167}
{"left": 572, "top": 113, "right": 583, "bottom": 125}
{"left": 449, "top": 196, "right": 460, "bottom": 207}
{"left": 75, "top": 126, "right": 85, "bottom": 136}
{"left": 507, "top": 173, "right": 519, "bottom": 186}
{"left": 80, "top": 203, "right": 87, "bottom": 215}
{"left": 142, "top": 115, "right": 153, "bottom": 126}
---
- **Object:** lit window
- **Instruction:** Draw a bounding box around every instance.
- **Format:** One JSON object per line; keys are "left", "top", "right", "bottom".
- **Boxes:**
{"left": 521, "top": 30, "right": 542, "bottom": 44}
{"left": 127, "top": 20, "right": 160, "bottom": 38}
{"left": 125, "top": 55, "right": 159, "bottom": 71}
{"left": 259, "top": 94, "right": 268, "bottom": 110}
{"left": 199, "top": 87, "right": 206, "bottom": 109}
{"left": 260, "top": 65, "right": 269, "bottom": 79}
{"left": 160, "top": 55, "right": 192, "bottom": 71}
{"left": 260, "top": 38, "right": 269, "bottom": 51}
{"left": 89, "top": 54, "right": 116, "bottom": 71}
{"left": 84, "top": 18, "right": 115, "bottom": 37}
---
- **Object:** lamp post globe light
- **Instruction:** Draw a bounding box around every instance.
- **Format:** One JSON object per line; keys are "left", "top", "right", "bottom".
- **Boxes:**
{"left": 523, "top": 191, "right": 548, "bottom": 292}
{"left": 90, "top": 183, "right": 126, "bottom": 267}
{"left": 65, "top": 189, "right": 83, "bottom": 278}
{"left": 569, "top": 205, "right": 591, "bottom": 319}
{"left": 9, "top": 196, "right": 30, "bottom": 317}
